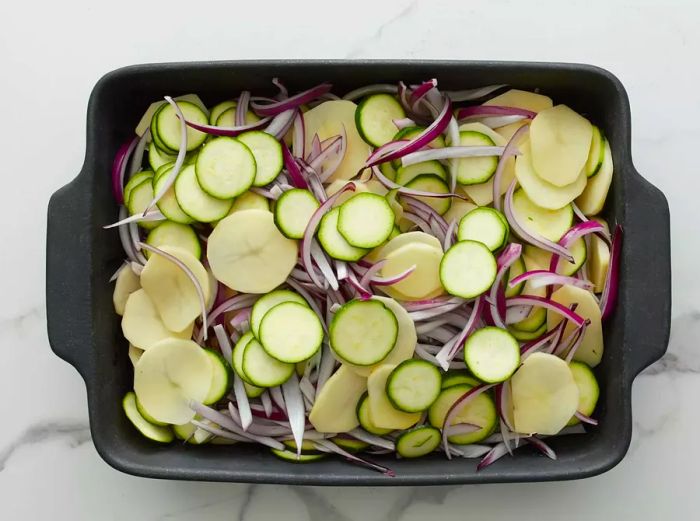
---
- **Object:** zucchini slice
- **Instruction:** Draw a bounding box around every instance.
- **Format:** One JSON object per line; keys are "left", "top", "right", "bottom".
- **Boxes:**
{"left": 396, "top": 425, "right": 441, "bottom": 458}
{"left": 123, "top": 392, "right": 174, "bottom": 443}
{"left": 440, "top": 240, "right": 497, "bottom": 299}
{"left": 274, "top": 188, "right": 320, "bottom": 239}
{"left": 386, "top": 359, "right": 442, "bottom": 412}
{"left": 259, "top": 302, "right": 323, "bottom": 363}
{"left": 464, "top": 327, "right": 520, "bottom": 383}
{"left": 355, "top": 93, "right": 406, "bottom": 147}
{"left": 195, "top": 136, "right": 256, "bottom": 199}
{"left": 457, "top": 207, "right": 509, "bottom": 252}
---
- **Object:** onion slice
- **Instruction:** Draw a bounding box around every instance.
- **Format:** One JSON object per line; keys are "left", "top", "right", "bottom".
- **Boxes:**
{"left": 456, "top": 105, "right": 536, "bottom": 120}
{"left": 441, "top": 384, "right": 496, "bottom": 459}
{"left": 251, "top": 83, "right": 332, "bottom": 116}
{"left": 282, "top": 373, "right": 306, "bottom": 457}
{"left": 509, "top": 270, "right": 594, "bottom": 291}
{"left": 506, "top": 295, "right": 585, "bottom": 327}
{"left": 493, "top": 124, "right": 529, "bottom": 212}
{"left": 599, "top": 225, "right": 623, "bottom": 320}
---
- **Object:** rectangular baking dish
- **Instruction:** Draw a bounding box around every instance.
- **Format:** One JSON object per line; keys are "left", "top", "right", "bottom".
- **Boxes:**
{"left": 46, "top": 60, "right": 671, "bottom": 485}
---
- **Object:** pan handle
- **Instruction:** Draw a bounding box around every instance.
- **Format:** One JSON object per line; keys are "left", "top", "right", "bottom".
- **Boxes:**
{"left": 46, "top": 173, "right": 94, "bottom": 379}
{"left": 623, "top": 169, "right": 672, "bottom": 378}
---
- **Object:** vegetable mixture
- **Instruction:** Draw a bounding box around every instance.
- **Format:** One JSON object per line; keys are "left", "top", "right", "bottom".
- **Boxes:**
{"left": 109, "top": 79, "right": 620, "bottom": 476}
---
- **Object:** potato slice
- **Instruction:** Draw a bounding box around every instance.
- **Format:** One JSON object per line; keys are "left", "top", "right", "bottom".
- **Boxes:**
{"left": 530, "top": 105, "right": 593, "bottom": 187}
{"left": 207, "top": 209, "right": 297, "bottom": 294}
{"left": 344, "top": 296, "right": 417, "bottom": 377}
{"left": 367, "top": 365, "right": 421, "bottom": 430}
{"left": 122, "top": 289, "right": 193, "bottom": 350}
{"left": 140, "top": 246, "right": 211, "bottom": 333}
{"left": 523, "top": 240, "right": 586, "bottom": 277}
{"left": 486, "top": 89, "right": 554, "bottom": 141}
{"left": 380, "top": 242, "right": 443, "bottom": 300}
{"left": 309, "top": 365, "right": 367, "bottom": 433}
{"left": 512, "top": 189, "right": 573, "bottom": 242}
{"left": 484, "top": 89, "right": 554, "bottom": 113}
{"left": 547, "top": 285, "right": 604, "bottom": 367}
{"left": 511, "top": 352, "right": 579, "bottom": 435}
{"left": 443, "top": 198, "right": 477, "bottom": 225}
{"left": 515, "top": 141, "right": 587, "bottom": 210}
{"left": 456, "top": 123, "right": 514, "bottom": 206}
{"left": 589, "top": 218, "right": 611, "bottom": 292}
{"left": 302, "top": 100, "right": 371, "bottom": 182}
{"left": 113, "top": 266, "right": 140, "bottom": 315}
{"left": 134, "top": 338, "right": 213, "bottom": 424}
{"left": 576, "top": 139, "right": 613, "bottom": 216}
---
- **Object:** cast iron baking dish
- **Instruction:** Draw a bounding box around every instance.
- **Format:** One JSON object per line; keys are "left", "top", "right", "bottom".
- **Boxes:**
{"left": 46, "top": 60, "right": 671, "bottom": 485}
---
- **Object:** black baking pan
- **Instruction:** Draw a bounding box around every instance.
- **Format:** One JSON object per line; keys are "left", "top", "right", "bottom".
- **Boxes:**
{"left": 46, "top": 60, "right": 671, "bottom": 485}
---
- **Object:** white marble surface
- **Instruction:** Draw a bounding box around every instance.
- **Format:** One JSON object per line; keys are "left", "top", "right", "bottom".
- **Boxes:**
{"left": 1, "top": 0, "right": 697, "bottom": 518}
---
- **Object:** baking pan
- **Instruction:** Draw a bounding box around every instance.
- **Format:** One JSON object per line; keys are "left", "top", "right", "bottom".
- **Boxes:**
{"left": 46, "top": 60, "right": 671, "bottom": 485}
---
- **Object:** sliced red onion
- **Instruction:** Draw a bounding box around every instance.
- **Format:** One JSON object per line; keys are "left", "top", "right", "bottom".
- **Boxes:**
{"left": 109, "top": 262, "right": 128, "bottom": 283}
{"left": 111, "top": 137, "right": 138, "bottom": 204}
{"left": 310, "top": 242, "right": 338, "bottom": 290}
{"left": 505, "top": 304, "right": 532, "bottom": 324}
{"left": 393, "top": 117, "right": 416, "bottom": 130}
{"left": 317, "top": 126, "right": 347, "bottom": 183}
{"left": 434, "top": 297, "right": 484, "bottom": 370}
{"left": 146, "top": 97, "right": 188, "bottom": 213}
{"left": 553, "top": 316, "right": 584, "bottom": 357}
{"left": 442, "top": 384, "right": 496, "bottom": 459}
{"left": 489, "top": 244, "right": 523, "bottom": 327}
{"left": 457, "top": 105, "right": 536, "bottom": 120}
{"left": 599, "top": 225, "right": 622, "bottom": 320}
{"left": 229, "top": 307, "right": 251, "bottom": 332}
{"left": 370, "top": 165, "right": 464, "bottom": 200}
{"left": 269, "top": 386, "right": 286, "bottom": 412}
{"left": 116, "top": 208, "right": 138, "bottom": 263}
{"left": 444, "top": 422, "right": 481, "bottom": 437}
{"left": 272, "top": 77, "right": 288, "bottom": 99}
{"left": 104, "top": 209, "right": 165, "bottom": 229}
{"left": 564, "top": 320, "right": 589, "bottom": 363}
{"left": 308, "top": 135, "right": 341, "bottom": 168}
{"left": 347, "top": 429, "right": 395, "bottom": 451}
{"left": 525, "top": 437, "right": 557, "bottom": 460}
{"left": 510, "top": 270, "right": 594, "bottom": 291}
{"left": 450, "top": 443, "right": 493, "bottom": 459}
{"left": 313, "top": 439, "right": 395, "bottom": 477}
{"left": 416, "top": 317, "right": 462, "bottom": 334}
{"left": 358, "top": 260, "right": 385, "bottom": 288}
{"left": 400, "top": 145, "right": 504, "bottom": 167}
{"left": 495, "top": 381, "right": 515, "bottom": 431}
{"left": 407, "top": 302, "right": 467, "bottom": 322}
{"left": 251, "top": 83, "right": 332, "bottom": 116}
{"left": 283, "top": 143, "right": 309, "bottom": 189}
{"left": 249, "top": 405, "right": 286, "bottom": 421}
{"left": 260, "top": 391, "right": 273, "bottom": 417}
{"left": 335, "top": 260, "right": 349, "bottom": 281}
{"left": 344, "top": 270, "right": 371, "bottom": 299}
{"left": 281, "top": 373, "right": 306, "bottom": 457}
{"left": 401, "top": 212, "right": 432, "bottom": 234}
{"left": 365, "top": 139, "right": 409, "bottom": 166}
{"left": 265, "top": 108, "right": 296, "bottom": 139}
{"left": 409, "top": 78, "right": 437, "bottom": 109}
{"left": 342, "top": 83, "right": 398, "bottom": 101}
{"left": 446, "top": 84, "right": 507, "bottom": 102}
{"left": 365, "top": 97, "right": 453, "bottom": 168}
{"left": 298, "top": 375, "right": 316, "bottom": 404}
{"left": 401, "top": 296, "right": 464, "bottom": 311}
{"left": 310, "top": 134, "right": 321, "bottom": 160}
{"left": 183, "top": 117, "right": 270, "bottom": 137}
{"left": 443, "top": 218, "right": 458, "bottom": 251}
{"left": 235, "top": 91, "right": 250, "bottom": 127}
{"left": 301, "top": 182, "right": 356, "bottom": 288}
{"left": 574, "top": 411, "right": 598, "bottom": 426}
{"left": 506, "top": 295, "right": 585, "bottom": 327}
{"left": 403, "top": 197, "right": 448, "bottom": 231}
{"left": 213, "top": 324, "right": 233, "bottom": 365}
{"left": 304, "top": 164, "right": 328, "bottom": 202}
{"left": 476, "top": 442, "right": 509, "bottom": 470}
{"left": 492, "top": 124, "right": 529, "bottom": 212}
{"left": 315, "top": 344, "right": 336, "bottom": 394}
{"left": 292, "top": 112, "right": 305, "bottom": 158}
{"left": 370, "top": 265, "right": 416, "bottom": 287}
{"left": 504, "top": 179, "right": 574, "bottom": 262}
{"left": 549, "top": 220, "right": 610, "bottom": 273}
{"left": 232, "top": 373, "right": 252, "bottom": 431}
{"left": 204, "top": 293, "right": 259, "bottom": 340}
{"left": 138, "top": 242, "right": 208, "bottom": 338}
{"left": 415, "top": 345, "right": 463, "bottom": 369}
{"left": 520, "top": 325, "right": 562, "bottom": 358}
{"left": 189, "top": 421, "right": 249, "bottom": 443}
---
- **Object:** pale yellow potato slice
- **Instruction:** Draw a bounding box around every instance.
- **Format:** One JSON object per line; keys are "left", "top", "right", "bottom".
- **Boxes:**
{"left": 122, "top": 289, "right": 193, "bottom": 350}
{"left": 374, "top": 231, "right": 442, "bottom": 260}
{"left": 530, "top": 105, "right": 593, "bottom": 187}
{"left": 576, "top": 139, "right": 613, "bottom": 216}
{"left": 367, "top": 365, "right": 421, "bottom": 430}
{"left": 512, "top": 189, "right": 573, "bottom": 242}
{"left": 443, "top": 199, "right": 477, "bottom": 225}
{"left": 309, "top": 365, "right": 367, "bottom": 433}
{"left": 547, "top": 285, "right": 604, "bottom": 367}
{"left": 589, "top": 217, "right": 610, "bottom": 292}
{"left": 380, "top": 242, "right": 443, "bottom": 300}
{"left": 302, "top": 100, "right": 371, "bottom": 182}
{"left": 344, "top": 296, "right": 417, "bottom": 377}
{"left": 484, "top": 89, "right": 554, "bottom": 113}
{"left": 511, "top": 352, "right": 579, "bottom": 435}
{"left": 140, "top": 246, "right": 211, "bottom": 333}
{"left": 128, "top": 344, "right": 144, "bottom": 367}
{"left": 523, "top": 240, "right": 586, "bottom": 277}
{"left": 134, "top": 338, "right": 213, "bottom": 424}
{"left": 207, "top": 209, "right": 297, "bottom": 294}
{"left": 486, "top": 89, "right": 553, "bottom": 142}
{"left": 113, "top": 266, "right": 140, "bottom": 316}
{"left": 515, "top": 141, "right": 587, "bottom": 210}
{"left": 456, "top": 123, "right": 514, "bottom": 206}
